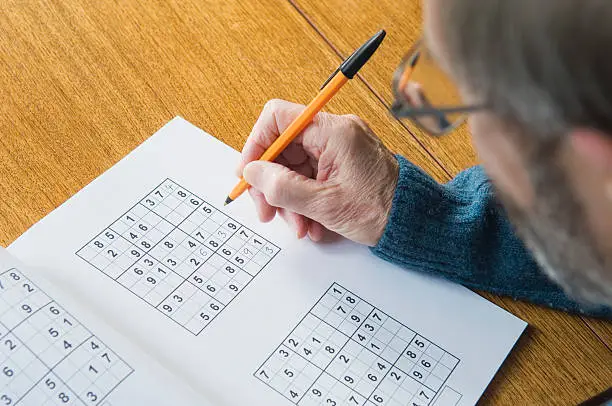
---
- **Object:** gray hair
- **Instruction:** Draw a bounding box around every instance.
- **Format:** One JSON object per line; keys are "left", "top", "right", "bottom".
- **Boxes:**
{"left": 440, "top": 0, "right": 612, "bottom": 139}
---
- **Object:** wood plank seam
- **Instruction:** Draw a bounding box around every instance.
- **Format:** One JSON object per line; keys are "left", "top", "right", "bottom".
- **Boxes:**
{"left": 581, "top": 318, "right": 612, "bottom": 352}
{"left": 286, "top": 0, "right": 612, "bottom": 354}
{"left": 286, "top": 0, "right": 453, "bottom": 180}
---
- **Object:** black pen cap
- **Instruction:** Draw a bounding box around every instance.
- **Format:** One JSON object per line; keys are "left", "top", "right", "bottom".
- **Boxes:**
{"left": 339, "top": 29, "right": 386, "bottom": 79}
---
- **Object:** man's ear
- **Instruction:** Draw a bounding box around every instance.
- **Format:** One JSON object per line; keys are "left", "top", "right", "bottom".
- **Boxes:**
{"left": 570, "top": 128, "right": 612, "bottom": 171}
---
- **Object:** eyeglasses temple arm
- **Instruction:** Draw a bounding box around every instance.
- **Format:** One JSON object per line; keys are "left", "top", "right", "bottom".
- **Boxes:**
{"left": 390, "top": 104, "right": 485, "bottom": 118}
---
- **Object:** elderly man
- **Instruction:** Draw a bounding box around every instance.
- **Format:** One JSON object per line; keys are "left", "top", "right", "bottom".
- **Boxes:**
{"left": 236, "top": 0, "right": 612, "bottom": 317}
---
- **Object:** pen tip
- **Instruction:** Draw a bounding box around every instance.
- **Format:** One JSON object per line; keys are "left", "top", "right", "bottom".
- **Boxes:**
{"left": 224, "top": 196, "right": 233, "bottom": 206}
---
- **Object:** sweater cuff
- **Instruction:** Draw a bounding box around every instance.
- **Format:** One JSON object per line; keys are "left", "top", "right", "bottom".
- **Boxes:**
{"left": 370, "top": 156, "right": 612, "bottom": 318}
{"left": 370, "top": 155, "right": 460, "bottom": 273}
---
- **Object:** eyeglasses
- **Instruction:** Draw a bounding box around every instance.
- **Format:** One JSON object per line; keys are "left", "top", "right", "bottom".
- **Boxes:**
{"left": 391, "top": 39, "right": 484, "bottom": 136}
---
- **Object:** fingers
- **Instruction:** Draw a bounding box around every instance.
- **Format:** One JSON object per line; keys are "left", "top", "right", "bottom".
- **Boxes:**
{"left": 236, "top": 99, "right": 307, "bottom": 177}
{"left": 236, "top": 99, "right": 337, "bottom": 177}
{"left": 245, "top": 159, "right": 328, "bottom": 241}
{"left": 242, "top": 160, "right": 325, "bottom": 217}
{"left": 307, "top": 220, "right": 327, "bottom": 242}
{"left": 248, "top": 186, "right": 328, "bottom": 242}
{"left": 278, "top": 208, "right": 309, "bottom": 239}
{"left": 247, "top": 187, "right": 276, "bottom": 223}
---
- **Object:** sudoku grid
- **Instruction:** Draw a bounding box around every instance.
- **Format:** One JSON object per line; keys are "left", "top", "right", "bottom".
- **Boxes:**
{"left": 0, "top": 268, "right": 133, "bottom": 405}
{"left": 76, "top": 178, "right": 280, "bottom": 336}
{"left": 255, "top": 283, "right": 460, "bottom": 406}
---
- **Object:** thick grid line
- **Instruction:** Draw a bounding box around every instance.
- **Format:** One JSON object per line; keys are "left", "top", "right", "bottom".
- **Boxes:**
{"left": 76, "top": 178, "right": 281, "bottom": 336}
{"left": 254, "top": 283, "right": 462, "bottom": 406}
{"left": 0, "top": 268, "right": 133, "bottom": 405}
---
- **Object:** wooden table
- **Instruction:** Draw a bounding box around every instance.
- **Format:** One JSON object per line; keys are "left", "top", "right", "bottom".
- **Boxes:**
{"left": 1, "top": 0, "right": 610, "bottom": 404}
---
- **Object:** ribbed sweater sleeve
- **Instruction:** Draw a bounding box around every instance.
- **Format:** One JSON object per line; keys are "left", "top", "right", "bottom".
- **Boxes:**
{"left": 371, "top": 156, "right": 611, "bottom": 318}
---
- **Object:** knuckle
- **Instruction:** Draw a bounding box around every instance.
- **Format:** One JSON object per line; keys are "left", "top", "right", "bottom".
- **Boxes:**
{"left": 343, "top": 113, "right": 362, "bottom": 124}
{"left": 343, "top": 114, "right": 366, "bottom": 129}
{"left": 342, "top": 114, "right": 366, "bottom": 134}
{"left": 263, "top": 98, "right": 283, "bottom": 114}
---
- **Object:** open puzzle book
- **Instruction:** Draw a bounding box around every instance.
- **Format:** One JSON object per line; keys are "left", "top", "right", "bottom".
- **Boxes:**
{"left": 2, "top": 117, "right": 526, "bottom": 405}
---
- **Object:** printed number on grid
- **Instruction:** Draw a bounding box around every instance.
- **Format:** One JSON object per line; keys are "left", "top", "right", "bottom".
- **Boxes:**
{"left": 255, "top": 283, "right": 461, "bottom": 406}
{"left": 0, "top": 268, "right": 133, "bottom": 405}
{"left": 76, "top": 179, "right": 280, "bottom": 336}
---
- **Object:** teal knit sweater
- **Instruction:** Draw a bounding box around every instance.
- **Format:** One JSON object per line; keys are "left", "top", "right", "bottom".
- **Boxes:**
{"left": 371, "top": 156, "right": 611, "bottom": 318}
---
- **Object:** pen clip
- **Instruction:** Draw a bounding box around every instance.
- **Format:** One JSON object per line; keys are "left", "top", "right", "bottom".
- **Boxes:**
{"left": 320, "top": 67, "right": 340, "bottom": 90}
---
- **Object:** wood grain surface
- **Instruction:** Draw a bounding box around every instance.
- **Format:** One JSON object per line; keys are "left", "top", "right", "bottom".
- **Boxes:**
{"left": 1, "top": 0, "right": 610, "bottom": 405}
{"left": 289, "top": 0, "right": 476, "bottom": 179}
{"left": 290, "top": 0, "right": 612, "bottom": 404}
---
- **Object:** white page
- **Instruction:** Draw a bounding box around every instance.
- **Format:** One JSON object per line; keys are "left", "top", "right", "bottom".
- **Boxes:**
{"left": 8, "top": 117, "right": 526, "bottom": 406}
{"left": 0, "top": 247, "right": 212, "bottom": 405}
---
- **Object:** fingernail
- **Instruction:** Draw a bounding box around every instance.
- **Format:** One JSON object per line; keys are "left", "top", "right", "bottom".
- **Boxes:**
{"left": 297, "top": 226, "right": 308, "bottom": 239}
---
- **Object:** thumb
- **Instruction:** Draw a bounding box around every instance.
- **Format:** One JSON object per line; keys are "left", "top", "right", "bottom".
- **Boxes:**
{"left": 243, "top": 161, "right": 324, "bottom": 215}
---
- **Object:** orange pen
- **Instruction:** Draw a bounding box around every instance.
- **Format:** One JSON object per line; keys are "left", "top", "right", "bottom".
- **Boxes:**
{"left": 224, "top": 29, "right": 386, "bottom": 205}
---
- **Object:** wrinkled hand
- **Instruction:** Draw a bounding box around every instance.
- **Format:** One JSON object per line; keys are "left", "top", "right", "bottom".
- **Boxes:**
{"left": 236, "top": 99, "right": 399, "bottom": 246}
